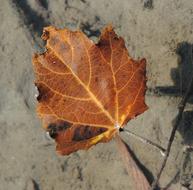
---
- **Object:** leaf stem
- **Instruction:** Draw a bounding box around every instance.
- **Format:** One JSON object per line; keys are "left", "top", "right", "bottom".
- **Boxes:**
{"left": 121, "top": 128, "right": 166, "bottom": 155}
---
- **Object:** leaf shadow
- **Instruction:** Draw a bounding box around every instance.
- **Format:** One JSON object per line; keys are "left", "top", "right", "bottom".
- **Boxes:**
{"left": 178, "top": 111, "right": 193, "bottom": 146}
{"left": 123, "top": 141, "right": 160, "bottom": 190}
{"left": 157, "top": 42, "right": 193, "bottom": 189}
{"left": 12, "top": 0, "right": 50, "bottom": 36}
{"left": 177, "top": 111, "right": 193, "bottom": 188}
{"left": 36, "top": 0, "right": 48, "bottom": 10}
{"left": 79, "top": 16, "right": 101, "bottom": 38}
{"left": 157, "top": 42, "right": 193, "bottom": 148}
{"left": 155, "top": 42, "right": 193, "bottom": 103}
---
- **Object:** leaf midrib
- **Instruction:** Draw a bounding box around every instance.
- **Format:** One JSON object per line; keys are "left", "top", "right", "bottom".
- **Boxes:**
{"left": 47, "top": 41, "right": 115, "bottom": 126}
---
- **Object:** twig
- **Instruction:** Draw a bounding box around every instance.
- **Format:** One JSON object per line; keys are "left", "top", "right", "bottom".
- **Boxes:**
{"left": 150, "top": 46, "right": 193, "bottom": 190}
{"left": 121, "top": 128, "right": 166, "bottom": 155}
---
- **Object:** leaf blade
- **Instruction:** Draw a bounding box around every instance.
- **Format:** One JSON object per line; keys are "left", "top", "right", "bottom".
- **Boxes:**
{"left": 33, "top": 25, "right": 148, "bottom": 155}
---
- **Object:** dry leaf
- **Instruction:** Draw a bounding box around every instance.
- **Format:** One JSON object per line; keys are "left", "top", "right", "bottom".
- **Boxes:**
{"left": 33, "top": 25, "right": 148, "bottom": 155}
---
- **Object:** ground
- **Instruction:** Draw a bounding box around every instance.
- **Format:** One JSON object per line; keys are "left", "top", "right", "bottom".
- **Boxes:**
{"left": 0, "top": 0, "right": 193, "bottom": 189}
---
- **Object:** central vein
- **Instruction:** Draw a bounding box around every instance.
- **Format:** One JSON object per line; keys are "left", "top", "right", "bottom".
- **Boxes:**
{"left": 109, "top": 35, "right": 119, "bottom": 123}
{"left": 48, "top": 42, "right": 115, "bottom": 126}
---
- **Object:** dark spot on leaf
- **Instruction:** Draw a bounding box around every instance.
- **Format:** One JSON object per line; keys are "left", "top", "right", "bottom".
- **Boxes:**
{"left": 42, "top": 30, "right": 50, "bottom": 41}
{"left": 95, "top": 77, "right": 98, "bottom": 82}
{"left": 72, "top": 126, "right": 107, "bottom": 141}
{"left": 47, "top": 124, "right": 57, "bottom": 138}
{"left": 97, "top": 40, "right": 109, "bottom": 47}
{"left": 34, "top": 83, "right": 43, "bottom": 101}
{"left": 47, "top": 121, "right": 72, "bottom": 139}
{"left": 34, "top": 83, "right": 54, "bottom": 102}
{"left": 113, "top": 36, "right": 119, "bottom": 41}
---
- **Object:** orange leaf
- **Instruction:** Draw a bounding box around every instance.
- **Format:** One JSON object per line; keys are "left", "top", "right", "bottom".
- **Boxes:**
{"left": 32, "top": 25, "right": 148, "bottom": 155}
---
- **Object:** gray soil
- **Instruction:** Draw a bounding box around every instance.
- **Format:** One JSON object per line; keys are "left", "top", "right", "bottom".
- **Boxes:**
{"left": 1, "top": 0, "right": 193, "bottom": 189}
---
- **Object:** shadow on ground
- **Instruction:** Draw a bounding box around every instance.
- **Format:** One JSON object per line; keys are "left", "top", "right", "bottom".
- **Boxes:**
{"left": 157, "top": 41, "right": 193, "bottom": 147}
{"left": 156, "top": 42, "right": 193, "bottom": 189}
{"left": 155, "top": 42, "right": 193, "bottom": 103}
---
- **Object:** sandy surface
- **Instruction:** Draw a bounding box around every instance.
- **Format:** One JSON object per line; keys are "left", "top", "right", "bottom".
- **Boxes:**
{"left": 1, "top": 0, "right": 193, "bottom": 189}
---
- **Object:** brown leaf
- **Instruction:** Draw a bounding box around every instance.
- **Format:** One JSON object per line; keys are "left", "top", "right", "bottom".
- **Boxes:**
{"left": 33, "top": 25, "right": 148, "bottom": 155}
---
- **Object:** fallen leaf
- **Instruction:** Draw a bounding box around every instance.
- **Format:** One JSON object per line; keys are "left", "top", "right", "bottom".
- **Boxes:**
{"left": 33, "top": 25, "right": 148, "bottom": 155}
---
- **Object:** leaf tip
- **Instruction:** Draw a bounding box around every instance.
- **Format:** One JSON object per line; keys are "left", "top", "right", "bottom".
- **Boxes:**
{"left": 41, "top": 26, "right": 56, "bottom": 41}
{"left": 101, "top": 24, "right": 114, "bottom": 35}
{"left": 140, "top": 58, "right": 146, "bottom": 65}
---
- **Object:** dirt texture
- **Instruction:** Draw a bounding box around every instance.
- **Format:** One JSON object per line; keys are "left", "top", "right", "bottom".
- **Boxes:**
{"left": 0, "top": 0, "right": 193, "bottom": 189}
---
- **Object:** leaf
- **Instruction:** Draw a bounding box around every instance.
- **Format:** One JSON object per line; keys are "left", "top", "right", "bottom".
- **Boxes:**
{"left": 33, "top": 25, "right": 148, "bottom": 155}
